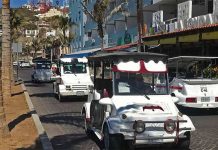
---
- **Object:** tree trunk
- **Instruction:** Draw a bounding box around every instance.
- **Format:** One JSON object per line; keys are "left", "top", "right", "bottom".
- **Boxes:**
{"left": 0, "top": 0, "right": 11, "bottom": 137}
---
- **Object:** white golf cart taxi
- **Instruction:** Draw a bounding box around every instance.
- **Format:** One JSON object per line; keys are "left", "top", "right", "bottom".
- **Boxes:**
{"left": 168, "top": 56, "right": 218, "bottom": 109}
{"left": 81, "top": 52, "right": 195, "bottom": 150}
{"left": 53, "top": 57, "right": 93, "bottom": 101}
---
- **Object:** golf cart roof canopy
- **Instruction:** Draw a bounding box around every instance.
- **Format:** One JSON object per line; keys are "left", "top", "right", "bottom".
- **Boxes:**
{"left": 168, "top": 56, "right": 218, "bottom": 62}
{"left": 89, "top": 52, "right": 168, "bottom": 73}
{"left": 60, "top": 57, "right": 88, "bottom": 63}
{"left": 168, "top": 56, "right": 218, "bottom": 68}
{"left": 88, "top": 52, "right": 168, "bottom": 63}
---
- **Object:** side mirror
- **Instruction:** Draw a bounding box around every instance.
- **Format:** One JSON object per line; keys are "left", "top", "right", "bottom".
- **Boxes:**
{"left": 99, "top": 97, "right": 113, "bottom": 105}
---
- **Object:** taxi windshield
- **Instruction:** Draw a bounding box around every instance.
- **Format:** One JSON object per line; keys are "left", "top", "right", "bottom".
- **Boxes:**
{"left": 114, "top": 72, "right": 168, "bottom": 95}
{"left": 63, "top": 63, "right": 87, "bottom": 74}
{"left": 36, "top": 62, "right": 51, "bottom": 69}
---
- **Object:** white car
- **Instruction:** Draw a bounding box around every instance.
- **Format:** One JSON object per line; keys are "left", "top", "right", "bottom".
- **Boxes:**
{"left": 32, "top": 60, "right": 54, "bottom": 83}
{"left": 53, "top": 57, "right": 93, "bottom": 101}
{"left": 168, "top": 56, "right": 218, "bottom": 109}
{"left": 81, "top": 52, "right": 195, "bottom": 150}
{"left": 13, "top": 61, "right": 19, "bottom": 66}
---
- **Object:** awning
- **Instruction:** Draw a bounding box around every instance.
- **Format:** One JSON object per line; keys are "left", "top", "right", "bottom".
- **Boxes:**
{"left": 104, "top": 42, "right": 138, "bottom": 52}
{"left": 63, "top": 48, "right": 101, "bottom": 58}
{"left": 202, "top": 31, "right": 218, "bottom": 40}
{"left": 144, "top": 40, "right": 159, "bottom": 46}
{"left": 159, "top": 37, "right": 176, "bottom": 44}
{"left": 178, "top": 34, "right": 200, "bottom": 43}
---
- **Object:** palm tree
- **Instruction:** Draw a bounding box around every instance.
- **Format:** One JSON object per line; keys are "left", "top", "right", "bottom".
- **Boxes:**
{"left": 0, "top": 0, "right": 11, "bottom": 137}
{"left": 93, "top": 0, "right": 109, "bottom": 50}
{"left": 57, "top": 16, "right": 74, "bottom": 53}
{"left": 48, "top": 16, "right": 74, "bottom": 53}
{"left": 31, "top": 37, "right": 42, "bottom": 58}
{"left": 11, "top": 9, "right": 22, "bottom": 41}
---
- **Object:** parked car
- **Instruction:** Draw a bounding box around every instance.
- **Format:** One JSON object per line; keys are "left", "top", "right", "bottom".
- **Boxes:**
{"left": 20, "top": 61, "right": 31, "bottom": 68}
{"left": 53, "top": 57, "right": 93, "bottom": 101}
{"left": 31, "top": 60, "right": 54, "bottom": 83}
{"left": 81, "top": 52, "right": 195, "bottom": 150}
{"left": 168, "top": 56, "right": 218, "bottom": 109}
{"left": 13, "top": 61, "right": 19, "bottom": 66}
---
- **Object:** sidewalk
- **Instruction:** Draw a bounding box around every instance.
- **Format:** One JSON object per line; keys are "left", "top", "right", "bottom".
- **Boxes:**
{"left": 0, "top": 82, "right": 42, "bottom": 150}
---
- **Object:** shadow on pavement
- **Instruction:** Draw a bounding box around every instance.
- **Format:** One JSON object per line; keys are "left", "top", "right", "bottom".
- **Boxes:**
{"left": 40, "top": 112, "right": 83, "bottom": 127}
{"left": 50, "top": 133, "right": 101, "bottom": 150}
{"left": 57, "top": 96, "right": 88, "bottom": 102}
{"left": 23, "top": 80, "right": 33, "bottom": 84}
{"left": 25, "top": 83, "right": 47, "bottom": 87}
{"left": 177, "top": 105, "right": 218, "bottom": 116}
{"left": 16, "top": 136, "right": 43, "bottom": 150}
{"left": 29, "top": 93, "right": 55, "bottom": 98}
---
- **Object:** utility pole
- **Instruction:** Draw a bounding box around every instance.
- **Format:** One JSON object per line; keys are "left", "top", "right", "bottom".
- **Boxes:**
{"left": 136, "top": 0, "right": 144, "bottom": 52}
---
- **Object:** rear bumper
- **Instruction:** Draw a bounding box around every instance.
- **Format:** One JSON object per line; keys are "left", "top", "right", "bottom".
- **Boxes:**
{"left": 178, "top": 97, "right": 218, "bottom": 108}
{"left": 59, "top": 90, "right": 89, "bottom": 96}
{"left": 178, "top": 102, "right": 218, "bottom": 108}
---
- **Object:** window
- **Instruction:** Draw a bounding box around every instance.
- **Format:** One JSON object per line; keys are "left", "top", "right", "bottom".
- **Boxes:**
{"left": 63, "top": 63, "right": 87, "bottom": 74}
{"left": 36, "top": 62, "right": 51, "bottom": 69}
{"left": 208, "top": 0, "right": 213, "bottom": 13}
{"left": 193, "top": 0, "right": 205, "bottom": 5}
{"left": 114, "top": 72, "right": 168, "bottom": 95}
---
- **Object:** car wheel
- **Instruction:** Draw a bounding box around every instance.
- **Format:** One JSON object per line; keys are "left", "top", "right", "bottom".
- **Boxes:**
{"left": 175, "top": 132, "right": 190, "bottom": 150}
{"left": 103, "top": 125, "right": 124, "bottom": 150}
{"left": 82, "top": 111, "right": 91, "bottom": 135}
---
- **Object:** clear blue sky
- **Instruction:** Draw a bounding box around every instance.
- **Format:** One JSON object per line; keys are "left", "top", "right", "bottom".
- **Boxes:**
{"left": 0, "top": 0, "right": 64, "bottom": 8}
{"left": 0, "top": 0, "right": 28, "bottom": 8}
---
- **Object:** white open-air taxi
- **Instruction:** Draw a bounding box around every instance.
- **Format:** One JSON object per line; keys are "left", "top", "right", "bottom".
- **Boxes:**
{"left": 81, "top": 52, "right": 195, "bottom": 150}
{"left": 53, "top": 57, "right": 93, "bottom": 101}
{"left": 168, "top": 56, "right": 218, "bottom": 109}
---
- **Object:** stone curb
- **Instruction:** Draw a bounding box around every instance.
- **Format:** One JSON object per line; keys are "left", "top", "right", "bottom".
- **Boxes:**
{"left": 21, "top": 83, "right": 54, "bottom": 150}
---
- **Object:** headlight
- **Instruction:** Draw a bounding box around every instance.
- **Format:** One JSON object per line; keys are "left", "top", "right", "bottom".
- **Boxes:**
{"left": 133, "top": 120, "right": 145, "bottom": 134}
{"left": 164, "top": 119, "right": 176, "bottom": 134}
{"left": 66, "top": 85, "right": 71, "bottom": 90}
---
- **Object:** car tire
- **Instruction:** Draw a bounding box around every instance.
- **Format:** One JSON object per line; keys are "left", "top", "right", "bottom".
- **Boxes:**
{"left": 103, "top": 125, "right": 124, "bottom": 150}
{"left": 82, "top": 111, "right": 91, "bottom": 135}
{"left": 175, "top": 132, "right": 190, "bottom": 150}
{"left": 90, "top": 100, "right": 105, "bottom": 128}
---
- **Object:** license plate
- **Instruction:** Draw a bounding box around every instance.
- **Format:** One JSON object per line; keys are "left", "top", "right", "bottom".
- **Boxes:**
{"left": 145, "top": 123, "right": 163, "bottom": 128}
{"left": 76, "top": 91, "right": 85, "bottom": 96}
{"left": 201, "top": 97, "right": 210, "bottom": 102}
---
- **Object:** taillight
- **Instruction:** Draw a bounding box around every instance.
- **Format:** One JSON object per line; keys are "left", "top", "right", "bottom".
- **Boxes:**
{"left": 215, "top": 97, "right": 218, "bottom": 102}
{"left": 186, "top": 97, "right": 197, "bottom": 103}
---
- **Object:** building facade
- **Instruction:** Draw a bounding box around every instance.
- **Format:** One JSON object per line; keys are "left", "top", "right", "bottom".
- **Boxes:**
{"left": 69, "top": 0, "right": 218, "bottom": 56}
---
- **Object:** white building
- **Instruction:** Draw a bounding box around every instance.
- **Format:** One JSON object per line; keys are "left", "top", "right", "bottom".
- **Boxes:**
{"left": 69, "top": 0, "right": 218, "bottom": 52}
{"left": 69, "top": 0, "right": 85, "bottom": 52}
{"left": 25, "top": 30, "right": 39, "bottom": 38}
{"left": 35, "top": 8, "right": 68, "bottom": 18}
